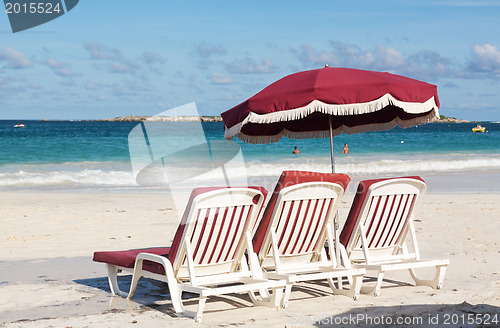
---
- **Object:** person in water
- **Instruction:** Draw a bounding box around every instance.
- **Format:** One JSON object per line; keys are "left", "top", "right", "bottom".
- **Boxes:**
{"left": 293, "top": 146, "right": 300, "bottom": 154}
{"left": 342, "top": 143, "right": 349, "bottom": 154}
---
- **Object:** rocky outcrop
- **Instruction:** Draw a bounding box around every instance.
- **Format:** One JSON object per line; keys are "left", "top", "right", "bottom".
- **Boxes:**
{"left": 435, "top": 115, "right": 470, "bottom": 123}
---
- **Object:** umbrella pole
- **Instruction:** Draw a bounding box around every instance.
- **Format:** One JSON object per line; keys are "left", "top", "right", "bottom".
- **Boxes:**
{"left": 328, "top": 117, "right": 335, "bottom": 173}
{"left": 328, "top": 117, "right": 342, "bottom": 268}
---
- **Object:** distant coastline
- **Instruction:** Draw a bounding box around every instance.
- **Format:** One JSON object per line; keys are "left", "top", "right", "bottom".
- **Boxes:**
{"left": 100, "top": 114, "right": 470, "bottom": 123}
{"left": 99, "top": 115, "right": 223, "bottom": 122}
{"left": 1, "top": 114, "right": 473, "bottom": 123}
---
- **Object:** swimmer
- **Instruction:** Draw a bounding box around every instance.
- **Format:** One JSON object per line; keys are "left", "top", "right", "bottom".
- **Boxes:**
{"left": 342, "top": 143, "right": 349, "bottom": 154}
{"left": 293, "top": 146, "right": 300, "bottom": 154}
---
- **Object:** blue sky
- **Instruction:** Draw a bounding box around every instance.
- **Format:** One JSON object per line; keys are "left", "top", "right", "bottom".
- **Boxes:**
{"left": 0, "top": 0, "right": 499, "bottom": 120}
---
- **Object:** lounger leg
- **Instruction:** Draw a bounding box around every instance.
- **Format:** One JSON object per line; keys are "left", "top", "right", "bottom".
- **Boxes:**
{"left": 327, "top": 277, "right": 343, "bottom": 294}
{"left": 248, "top": 287, "right": 283, "bottom": 309}
{"left": 194, "top": 297, "right": 207, "bottom": 323}
{"left": 281, "top": 284, "right": 293, "bottom": 309}
{"left": 330, "top": 274, "right": 363, "bottom": 300}
{"left": 106, "top": 264, "right": 128, "bottom": 298}
{"left": 169, "top": 288, "right": 199, "bottom": 320}
{"left": 327, "top": 277, "right": 337, "bottom": 290}
{"left": 339, "top": 244, "right": 350, "bottom": 268}
{"left": 127, "top": 267, "right": 143, "bottom": 299}
{"left": 272, "top": 287, "right": 284, "bottom": 308}
{"left": 248, "top": 290, "right": 264, "bottom": 306}
{"left": 339, "top": 246, "right": 355, "bottom": 286}
{"left": 361, "top": 271, "right": 385, "bottom": 296}
{"left": 129, "top": 253, "right": 195, "bottom": 319}
{"left": 409, "top": 265, "right": 447, "bottom": 290}
{"left": 374, "top": 271, "right": 385, "bottom": 296}
{"left": 257, "top": 288, "right": 271, "bottom": 298}
{"left": 350, "top": 274, "right": 363, "bottom": 300}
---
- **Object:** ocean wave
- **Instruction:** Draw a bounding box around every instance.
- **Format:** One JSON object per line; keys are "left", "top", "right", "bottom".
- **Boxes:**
{"left": 0, "top": 169, "right": 135, "bottom": 189}
{"left": 1, "top": 155, "right": 500, "bottom": 190}
{"left": 338, "top": 157, "right": 500, "bottom": 175}
{"left": 244, "top": 154, "right": 500, "bottom": 177}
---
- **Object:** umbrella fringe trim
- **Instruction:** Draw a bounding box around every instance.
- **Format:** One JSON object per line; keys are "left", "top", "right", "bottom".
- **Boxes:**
{"left": 248, "top": 94, "right": 437, "bottom": 125}
{"left": 224, "top": 94, "right": 438, "bottom": 141}
{"left": 232, "top": 112, "right": 437, "bottom": 144}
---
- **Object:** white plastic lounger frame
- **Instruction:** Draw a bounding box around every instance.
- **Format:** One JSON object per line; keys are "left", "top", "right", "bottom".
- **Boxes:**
{"left": 343, "top": 178, "right": 449, "bottom": 296}
{"left": 111, "top": 188, "right": 285, "bottom": 322}
{"left": 257, "top": 181, "right": 365, "bottom": 308}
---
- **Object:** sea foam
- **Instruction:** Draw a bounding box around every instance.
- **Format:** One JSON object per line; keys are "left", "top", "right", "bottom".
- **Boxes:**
{"left": 0, "top": 166, "right": 135, "bottom": 189}
{"left": 1, "top": 153, "right": 500, "bottom": 190}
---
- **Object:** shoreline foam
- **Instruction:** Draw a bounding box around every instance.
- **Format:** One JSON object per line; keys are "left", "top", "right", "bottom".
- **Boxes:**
{"left": 2, "top": 156, "right": 500, "bottom": 192}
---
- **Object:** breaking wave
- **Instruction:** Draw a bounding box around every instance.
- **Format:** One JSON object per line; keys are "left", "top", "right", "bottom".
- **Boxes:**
{"left": 2, "top": 153, "right": 500, "bottom": 191}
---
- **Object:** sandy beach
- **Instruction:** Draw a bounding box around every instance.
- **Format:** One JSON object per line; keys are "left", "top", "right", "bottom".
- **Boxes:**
{"left": 2, "top": 0, "right": 500, "bottom": 326}
{"left": 1, "top": 187, "right": 499, "bottom": 327}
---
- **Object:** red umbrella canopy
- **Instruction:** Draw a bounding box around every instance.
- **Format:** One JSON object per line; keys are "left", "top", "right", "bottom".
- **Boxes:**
{"left": 221, "top": 66, "right": 440, "bottom": 144}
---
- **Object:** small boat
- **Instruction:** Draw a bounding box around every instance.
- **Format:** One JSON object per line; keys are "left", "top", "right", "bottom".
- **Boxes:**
{"left": 14, "top": 123, "right": 26, "bottom": 128}
{"left": 472, "top": 125, "right": 485, "bottom": 133}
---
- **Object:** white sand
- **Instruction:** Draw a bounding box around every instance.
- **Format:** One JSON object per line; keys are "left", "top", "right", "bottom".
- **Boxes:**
{"left": 1, "top": 190, "right": 499, "bottom": 327}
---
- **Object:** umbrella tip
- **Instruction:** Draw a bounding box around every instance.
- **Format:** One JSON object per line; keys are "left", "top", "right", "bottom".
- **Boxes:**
{"left": 324, "top": 64, "right": 329, "bottom": 67}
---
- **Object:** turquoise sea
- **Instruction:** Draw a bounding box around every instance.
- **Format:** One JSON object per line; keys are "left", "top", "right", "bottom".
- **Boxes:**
{"left": 1, "top": 119, "right": 500, "bottom": 191}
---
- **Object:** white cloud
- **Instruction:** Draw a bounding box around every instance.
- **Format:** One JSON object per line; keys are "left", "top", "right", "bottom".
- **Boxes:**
{"left": 196, "top": 42, "right": 227, "bottom": 57}
{"left": 443, "top": 81, "right": 459, "bottom": 88}
{"left": 141, "top": 51, "right": 166, "bottom": 65}
{"left": 85, "top": 81, "right": 97, "bottom": 90}
{"left": 56, "top": 67, "right": 78, "bottom": 77}
{"left": 296, "top": 42, "right": 407, "bottom": 71}
{"left": 208, "top": 72, "right": 235, "bottom": 85}
{"left": 0, "top": 75, "right": 41, "bottom": 96}
{"left": 45, "top": 58, "right": 79, "bottom": 78}
{"left": 83, "top": 42, "right": 144, "bottom": 78}
{"left": 89, "top": 93, "right": 107, "bottom": 101}
{"left": 84, "top": 42, "right": 120, "bottom": 60}
{"left": 47, "top": 58, "right": 61, "bottom": 68}
{"left": 290, "top": 41, "right": 454, "bottom": 80}
{"left": 293, "top": 44, "right": 340, "bottom": 67}
{"left": 225, "top": 57, "right": 276, "bottom": 74}
{"left": 111, "top": 80, "right": 151, "bottom": 97}
{"left": 29, "top": 83, "right": 43, "bottom": 90}
{"left": 470, "top": 43, "right": 500, "bottom": 73}
{"left": 193, "top": 42, "right": 227, "bottom": 69}
{"left": 108, "top": 62, "right": 139, "bottom": 74}
{"left": 457, "top": 101, "right": 493, "bottom": 109}
{"left": 373, "top": 46, "right": 406, "bottom": 70}
{"left": 0, "top": 47, "right": 31, "bottom": 69}
{"left": 140, "top": 51, "right": 165, "bottom": 75}
{"left": 188, "top": 74, "right": 204, "bottom": 92}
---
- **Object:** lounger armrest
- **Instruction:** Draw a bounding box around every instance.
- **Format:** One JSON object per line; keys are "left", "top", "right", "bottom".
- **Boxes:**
{"left": 127, "top": 252, "right": 179, "bottom": 300}
{"left": 134, "top": 252, "right": 176, "bottom": 281}
{"left": 243, "top": 231, "right": 266, "bottom": 279}
{"left": 135, "top": 252, "right": 173, "bottom": 269}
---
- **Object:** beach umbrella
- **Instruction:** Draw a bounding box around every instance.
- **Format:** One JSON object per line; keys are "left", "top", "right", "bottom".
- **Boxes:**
{"left": 221, "top": 66, "right": 440, "bottom": 267}
{"left": 221, "top": 65, "right": 440, "bottom": 173}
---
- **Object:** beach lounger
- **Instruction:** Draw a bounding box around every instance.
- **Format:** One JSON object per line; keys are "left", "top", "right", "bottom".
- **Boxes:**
{"left": 339, "top": 176, "right": 449, "bottom": 296}
{"left": 93, "top": 187, "right": 285, "bottom": 322}
{"left": 252, "top": 171, "right": 366, "bottom": 308}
